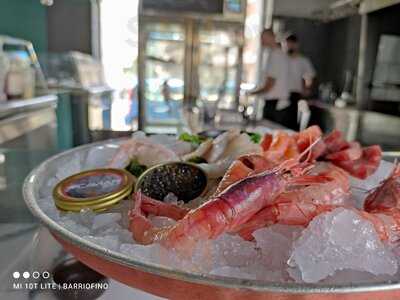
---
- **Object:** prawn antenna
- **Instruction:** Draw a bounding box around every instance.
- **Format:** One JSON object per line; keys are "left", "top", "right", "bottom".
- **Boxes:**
{"left": 273, "top": 137, "right": 322, "bottom": 174}
{"left": 298, "top": 136, "right": 322, "bottom": 163}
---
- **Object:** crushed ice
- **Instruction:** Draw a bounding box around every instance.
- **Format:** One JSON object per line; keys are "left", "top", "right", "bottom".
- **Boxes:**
{"left": 288, "top": 208, "right": 398, "bottom": 283}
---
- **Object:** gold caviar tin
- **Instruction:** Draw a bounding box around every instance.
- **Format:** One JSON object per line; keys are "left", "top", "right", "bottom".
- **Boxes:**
{"left": 53, "top": 168, "right": 134, "bottom": 212}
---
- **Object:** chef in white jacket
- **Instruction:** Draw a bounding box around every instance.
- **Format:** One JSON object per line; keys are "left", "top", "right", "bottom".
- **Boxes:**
{"left": 248, "top": 29, "right": 291, "bottom": 127}
{"left": 283, "top": 34, "right": 316, "bottom": 129}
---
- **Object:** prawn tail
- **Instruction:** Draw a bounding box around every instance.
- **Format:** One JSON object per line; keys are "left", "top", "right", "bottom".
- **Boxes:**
{"left": 129, "top": 191, "right": 158, "bottom": 245}
{"left": 129, "top": 213, "right": 156, "bottom": 245}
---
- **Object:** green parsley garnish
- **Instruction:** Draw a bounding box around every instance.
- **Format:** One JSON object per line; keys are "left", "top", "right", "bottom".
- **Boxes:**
{"left": 246, "top": 132, "right": 262, "bottom": 144}
{"left": 187, "top": 156, "right": 208, "bottom": 164}
{"left": 178, "top": 133, "right": 207, "bottom": 146}
{"left": 126, "top": 159, "right": 147, "bottom": 177}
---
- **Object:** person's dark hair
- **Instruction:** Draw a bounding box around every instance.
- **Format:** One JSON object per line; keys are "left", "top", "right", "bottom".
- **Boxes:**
{"left": 286, "top": 34, "right": 298, "bottom": 43}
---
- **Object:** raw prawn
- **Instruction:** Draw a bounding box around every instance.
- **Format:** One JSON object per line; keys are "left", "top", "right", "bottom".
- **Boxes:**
{"left": 213, "top": 154, "right": 274, "bottom": 195}
{"left": 261, "top": 126, "right": 382, "bottom": 179}
{"left": 316, "top": 128, "right": 381, "bottom": 179}
{"left": 238, "top": 202, "right": 400, "bottom": 245}
{"left": 331, "top": 145, "right": 382, "bottom": 180}
{"left": 293, "top": 125, "right": 326, "bottom": 160}
{"left": 262, "top": 131, "right": 300, "bottom": 163}
{"left": 355, "top": 164, "right": 400, "bottom": 243}
{"left": 259, "top": 126, "right": 324, "bottom": 165}
{"left": 129, "top": 159, "right": 332, "bottom": 254}
{"left": 238, "top": 163, "right": 400, "bottom": 242}
{"left": 277, "top": 162, "right": 351, "bottom": 206}
{"left": 358, "top": 208, "right": 400, "bottom": 243}
{"left": 236, "top": 162, "right": 351, "bottom": 239}
{"left": 364, "top": 163, "right": 400, "bottom": 212}
{"left": 138, "top": 192, "right": 189, "bottom": 221}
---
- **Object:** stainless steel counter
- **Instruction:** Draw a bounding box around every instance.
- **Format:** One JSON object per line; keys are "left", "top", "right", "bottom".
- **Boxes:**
{"left": 0, "top": 95, "right": 57, "bottom": 120}
{"left": 0, "top": 95, "right": 58, "bottom": 148}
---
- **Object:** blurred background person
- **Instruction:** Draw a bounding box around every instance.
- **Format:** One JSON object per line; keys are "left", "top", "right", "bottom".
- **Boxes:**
{"left": 161, "top": 79, "right": 173, "bottom": 115}
{"left": 283, "top": 33, "right": 316, "bottom": 129}
{"left": 248, "top": 29, "right": 290, "bottom": 127}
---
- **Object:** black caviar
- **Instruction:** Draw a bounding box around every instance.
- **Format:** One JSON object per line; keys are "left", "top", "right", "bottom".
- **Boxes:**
{"left": 137, "top": 162, "right": 207, "bottom": 203}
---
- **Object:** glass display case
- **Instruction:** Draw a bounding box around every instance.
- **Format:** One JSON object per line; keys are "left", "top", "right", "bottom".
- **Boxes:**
{"left": 138, "top": 14, "right": 245, "bottom": 133}
{"left": 198, "top": 25, "right": 242, "bottom": 109}
{"left": 142, "top": 22, "right": 186, "bottom": 127}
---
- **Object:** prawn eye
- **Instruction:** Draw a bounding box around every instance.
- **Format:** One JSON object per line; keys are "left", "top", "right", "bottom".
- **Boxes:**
{"left": 240, "top": 157, "right": 255, "bottom": 170}
{"left": 135, "top": 162, "right": 207, "bottom": 203}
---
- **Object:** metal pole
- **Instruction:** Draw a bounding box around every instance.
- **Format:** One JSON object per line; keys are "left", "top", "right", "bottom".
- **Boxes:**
{"left": 184, "top": 19, "right": 195, "bottom": 105}
{"left": 265, "top": 0, "right": 275, "bottom": 28}
{"left": 235, "top": 34, "right": 244, "bottom": 108}
{"left": 356, "top": 13, "right": 368, "bottom": 110}
{"left": 90, "top": 0, "right": 101, "bottom": 60}
{"left": 137, "top": 1, "right": 146, "bottom": 130}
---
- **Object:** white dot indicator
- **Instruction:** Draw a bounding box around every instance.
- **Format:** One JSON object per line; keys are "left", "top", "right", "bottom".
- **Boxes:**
{"left": 42, "top": 271, "right": 50, "bottom": 279}
{"left": 32, "top": 271, "right": 40, "bottom": 279}
{"left": 12, "top": 272, "right": 20, "bottom": 279}
{"left": 23, "top": 272, "right": 30, "bottom": 279}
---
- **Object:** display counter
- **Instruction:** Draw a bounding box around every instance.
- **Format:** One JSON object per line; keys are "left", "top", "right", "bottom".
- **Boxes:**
{"left": 0, "top": 94, "right": 58, "bottom": 149}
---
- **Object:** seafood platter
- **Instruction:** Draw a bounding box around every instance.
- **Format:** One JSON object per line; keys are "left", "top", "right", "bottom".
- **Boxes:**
{"left": 23, "top": 126, "right": 400, "bottom": 299}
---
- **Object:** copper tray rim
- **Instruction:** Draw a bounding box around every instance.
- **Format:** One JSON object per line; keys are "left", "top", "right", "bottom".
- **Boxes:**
{"left": 22, "top": 138, "right": 400, "bottom": 295}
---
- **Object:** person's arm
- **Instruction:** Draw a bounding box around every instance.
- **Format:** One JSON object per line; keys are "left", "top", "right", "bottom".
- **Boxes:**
{"left": 302, "top": 77, "right": 314, "bottom": 97}
{"left": 249, "top": 77, "right": 275, "bottom": 95}
{"left": 302, "top": 58, "right": 316, "bottom": 97}
{"left": 249, "top": 50, "right": 278, "bottom": 96}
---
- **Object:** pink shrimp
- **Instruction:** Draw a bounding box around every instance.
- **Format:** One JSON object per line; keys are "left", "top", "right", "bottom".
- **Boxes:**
{"left": 129, "top": 159, "right": 332, "bottom": 254}
{"left": 353, "top": 163, "right": 400, "bottom": 243}
{"left": 358, "top": 208, "right": 400, "bottom": 243}
{"left": 236, "top": 202, "right": 337, "bottom": 240}
{"left": 235, "top": 162, "right": 351, "bottom": 239}
{"left": 314, "top": 129, "right": 382, "bottom": 179}
{"left": 364, "top": 163, "right": 400, "bottom": 212}
{"left": 213, "top": 154, "right": 274, "bottom": 195}
{"left": 237, "top": 164, "right": 400, "bottom": 242}
{"left": 331, "top": 145, "right": 382, "bottom": 179}
{"left": 278, "top": 162, "right": 351, "bottom": 206}
{"left": 262, "top": 131, "right": 300, "bottom": 163}
{"left": 237, "top": 203, "right": 400, "bottom": 245}
{"left": 138, "top": 193, "right": 189, "bottom": 221}
{"left": 291, "top": 126, "right": 382, "bottom": 179}
{"left": 293, "top": 125, "right": 327, "bottom": 161}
